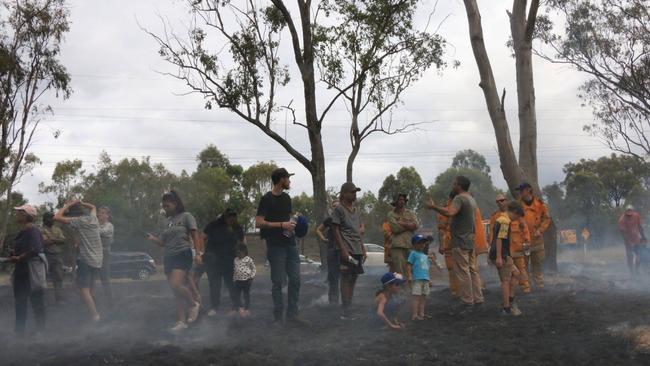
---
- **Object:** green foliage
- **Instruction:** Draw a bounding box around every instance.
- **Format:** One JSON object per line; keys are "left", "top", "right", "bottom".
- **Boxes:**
{"left": 377, "top": 166, "right": 426, "bottom": 211}
{"left": 451, "top": 149, "right": 490, "bottom": 174}
{"left": 0, "top": 0, "right": 71, "bottom": 243}
{"left": 542, "top": 0, "right": 650, "bottom": 158}
{"left": 428, "top": 168, "right": 500, "bottom": 217}
{"left": 39, "top": 159, "right": 85, "bottom": 207}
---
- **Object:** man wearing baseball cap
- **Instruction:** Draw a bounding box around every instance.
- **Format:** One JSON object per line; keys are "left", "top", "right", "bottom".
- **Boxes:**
{"left": 255, "top": 167, "right": 304, "bottom": 324}
{"left": 517, "top": 183, "right": 551, "bottom": 290}
{"left": 331, "top": 182, "right": 367, "bottom": 319}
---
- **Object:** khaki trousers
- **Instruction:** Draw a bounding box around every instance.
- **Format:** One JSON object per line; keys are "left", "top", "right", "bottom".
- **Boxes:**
{"left": 526, "top": 250, "right": 545, "bottom": 287}
{"left": 390, "top": 247, "right": 409, "bottom": 277}
{"left": 512, "top": 256, "right": 531, "bottom": 293}
{"left": 443, "top": 250, "right": 459, "bottom": 297}
{"left": 452, "top": 248, "right": 484, "bottom": 305}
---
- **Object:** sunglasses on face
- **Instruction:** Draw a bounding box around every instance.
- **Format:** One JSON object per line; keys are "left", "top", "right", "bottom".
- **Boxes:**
{"left": 496, "top": 199, "right": 507, "bottom": 203}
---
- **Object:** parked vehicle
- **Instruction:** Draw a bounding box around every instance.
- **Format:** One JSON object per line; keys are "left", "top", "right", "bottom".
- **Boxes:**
{"left": 363, "top": 243, "right": 387, "bottom": 268}
{"left": 110, "top": 251, "right": 157, "bottom": 280}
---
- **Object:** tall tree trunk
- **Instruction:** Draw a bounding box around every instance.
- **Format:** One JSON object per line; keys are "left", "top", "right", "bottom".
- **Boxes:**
{"left": 463, "top": 0, "right": 522, "bottom": 195}
{"left": 346, "top": 142, "right": 361, "bottom": 183}
{"left": 0, "top": 187, "right": 14, "bottom": 252}
{"left": 510, "top": 0, "right": 540, "bottom": 193}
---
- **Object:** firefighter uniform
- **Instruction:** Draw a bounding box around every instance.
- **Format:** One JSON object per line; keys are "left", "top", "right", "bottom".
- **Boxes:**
{"left": 493, "top": 210, "right": 532, "bottom": 293}
{"left": 520, "top": 197, "right": 551, "bottom": 288}
{"left": 437, "top": 201, "right": 459, "bottom": 297}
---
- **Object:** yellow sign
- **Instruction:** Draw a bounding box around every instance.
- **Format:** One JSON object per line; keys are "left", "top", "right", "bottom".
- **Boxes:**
{"left": 559, "top": 230, "right": 577, "bottom": 245}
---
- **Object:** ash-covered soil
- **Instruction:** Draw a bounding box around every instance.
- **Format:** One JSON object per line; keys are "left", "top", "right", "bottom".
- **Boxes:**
{"left": 1, "top": 255, "right": 650, "bottom": 366}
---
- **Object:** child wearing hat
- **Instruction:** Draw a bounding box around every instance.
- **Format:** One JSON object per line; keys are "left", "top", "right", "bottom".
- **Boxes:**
{"left": 371, "top": 272, "right": 406, "bottom": 330}
{"left": 407, "top": 234, "right": 433, "bottom": 321}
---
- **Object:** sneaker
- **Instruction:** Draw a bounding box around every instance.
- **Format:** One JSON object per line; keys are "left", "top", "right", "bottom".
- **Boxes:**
{"left": 502, "top": 307, "right": 521, "bottom": 316}
{"left": 92, "top": 314, "right": 101, "bottom": 323}
{"left": 187, "top": 301, "right": 201, "bottom": 323}
{"left": 207, "top": 309, "right": 218, "bottom": 317}
{"left": 170, "top": 321, "right": 188, "bottom": 332}
{"left": 511, "top": 303, "right": 522, "bottom": 316}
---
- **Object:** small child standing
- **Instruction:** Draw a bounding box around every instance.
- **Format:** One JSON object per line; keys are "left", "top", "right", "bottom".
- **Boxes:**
{"left": 407, "top": 235, "right": 432, "bottom": 321}
{"left": 233, "top": 244, "right": 256, "bottom": 317}
{"left": 489, "top": 201, "right": 524, "bottom": 316}
{"left": 371, "top": 272, "right": 406, "bottom": 330}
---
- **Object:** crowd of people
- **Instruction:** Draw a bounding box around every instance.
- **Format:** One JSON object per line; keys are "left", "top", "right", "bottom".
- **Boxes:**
{"left": 5, "top": 167, "right": 648, "bottom": 334}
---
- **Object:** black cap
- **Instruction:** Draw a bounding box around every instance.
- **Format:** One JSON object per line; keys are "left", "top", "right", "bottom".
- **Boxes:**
{"left": 271, "top": 168, "right": 294, "bottom": 183}
{"left": 515, "top": 182, "right": 532, "bottom": 191}
{"left": 340, "top": 182, "right": 361, "bottom": 193}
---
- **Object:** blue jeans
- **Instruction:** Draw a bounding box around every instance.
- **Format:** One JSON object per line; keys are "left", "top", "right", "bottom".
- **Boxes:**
{"left": 267, "top": 244, "right": 301, "bottom": 319}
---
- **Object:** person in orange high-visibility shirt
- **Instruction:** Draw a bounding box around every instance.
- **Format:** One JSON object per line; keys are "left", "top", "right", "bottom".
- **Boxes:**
{"left": 474, "top": 207, "right": 488, "bottom": 255}
{"left": 491, "top": 194, "right": 533, "bottom": 293}
{"left": 437, "top": 191, "right": 459, "bottom": 297}
{"left": 517, "top": 183, "right": 551, "bottom": 289}
{"left": 382, "top": 221, "right": 393, "bottom": 272}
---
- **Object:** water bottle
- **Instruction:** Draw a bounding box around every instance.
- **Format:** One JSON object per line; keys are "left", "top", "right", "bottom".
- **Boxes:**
{"left": 283, "top": 215, "right": 298, "bottom": 238}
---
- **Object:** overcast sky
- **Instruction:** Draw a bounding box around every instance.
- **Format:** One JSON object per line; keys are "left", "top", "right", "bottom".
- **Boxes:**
{"left": 21, "top": 0, "right": 612, "bottom": 205}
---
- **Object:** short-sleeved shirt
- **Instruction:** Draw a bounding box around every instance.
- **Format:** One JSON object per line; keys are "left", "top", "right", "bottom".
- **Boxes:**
{"left": 321, "top": 216, "right": 335, "bottom": 248}
{"left": 619, "top": 212, "right": 643, "bottom": 245}
{"left": 14, "top": 226, "right": 44, "bottom": 258}
{"left": 160, "top": 212, "right": 197, "bottom": 257}
{"left": 41, "top": 225, "right": 65, "bottom": 254}
{"left": 407, "top": 250, "right": 430, "bottom": 281}
{"left": 450, "top": 194, "right": 478, "bottom": 251}
{"left": 256, "top": 191, "right": 294, "bottom": 246}
{"left": 387, "top": 209, "right": 419, "bottom": 249}
{"left": 69, "top": 215, "right": 103, "bottom": 268}
{"left": 99, "top": 222, "right": 114, "bottom": 251}
{"left": 204, "top": 221, "right": 244, "bottom": 258}
{"left": 489, "top": 216, "right": 511, "bottom": 260}
{"left": 331, "top": 204, "right": 363, "bottom": 255}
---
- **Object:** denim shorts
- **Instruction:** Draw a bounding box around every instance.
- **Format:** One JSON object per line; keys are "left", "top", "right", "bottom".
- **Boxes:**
{"left": 76, "top": 260, "right": 99, "bottom": 288}
{"left": 164, "top": 249, "right": 193, "bottom": 276}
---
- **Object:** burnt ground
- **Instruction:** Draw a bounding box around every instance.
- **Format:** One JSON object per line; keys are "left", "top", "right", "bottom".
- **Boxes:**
{"left": 1, "top": 249, "right": 650, "bottom": 366}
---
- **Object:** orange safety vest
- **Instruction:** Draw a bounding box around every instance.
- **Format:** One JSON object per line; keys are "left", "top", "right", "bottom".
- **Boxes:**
{"left": 520, "top": 197, "right": 551, "bottom": 248}
{"left": 474, "top": 207, "right": 488, "bottom": 254}
{"left": 437, "top": 201, "right": 452, "bottom": 252}
{"left": 382, "top": 221, "right": 392, "bottom": 263}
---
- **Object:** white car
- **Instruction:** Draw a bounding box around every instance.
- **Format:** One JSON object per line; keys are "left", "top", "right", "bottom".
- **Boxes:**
{"left": 363, "top": 243, "right": 387, "bottom": 268}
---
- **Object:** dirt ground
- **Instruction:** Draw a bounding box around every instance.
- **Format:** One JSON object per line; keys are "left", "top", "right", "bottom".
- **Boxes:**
{"left": 1, "top": 247, "right": 650, "bottom": 366}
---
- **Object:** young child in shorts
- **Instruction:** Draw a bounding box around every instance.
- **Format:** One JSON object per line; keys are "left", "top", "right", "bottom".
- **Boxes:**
{"left": 407, "top": 235, "right": 432, "bottom": 320}
{"left": 371, "top": 272, "right": 406, "bottom": 330}
{"left": 489, "top": 201, "right": 524, "bottom": 316}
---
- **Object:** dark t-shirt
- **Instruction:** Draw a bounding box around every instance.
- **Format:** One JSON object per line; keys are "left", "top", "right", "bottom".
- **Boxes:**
{"left": 322, "top": 217, "right": 334, "bottom": 247}
{"left": 489, "top": 217, "right": 511, "bottom": 260}
{"left": 14, "top": 226, "right": 44, "bottom": 258}
{"left": 204, "top": 221, "right": 244, "bottom": 258}
{"left": 256, "top": 191, "right": 294, "bottom": 246}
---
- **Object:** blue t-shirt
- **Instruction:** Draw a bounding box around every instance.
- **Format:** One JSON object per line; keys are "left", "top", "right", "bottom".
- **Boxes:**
{"left": 407, "top": 250, "right": 430, "bottom": 281}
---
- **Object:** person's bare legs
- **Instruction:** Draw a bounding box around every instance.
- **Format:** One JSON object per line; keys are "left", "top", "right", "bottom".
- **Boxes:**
{"left": 79, "top": 287, "right": 100, "bottom": 320}
{"left": 168, "top": 270, "right": 194, "bottom": 323}
{"left": 418, "top": 295, "right": 426, "bottom": 318}
{"left": 411, "top": 295, "right": 419, "bottom": 320}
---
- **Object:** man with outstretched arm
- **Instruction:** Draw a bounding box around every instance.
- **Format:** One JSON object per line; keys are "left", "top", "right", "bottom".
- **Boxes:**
{"left": 426, "top": 176, "right": 484, "bottom": 308}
